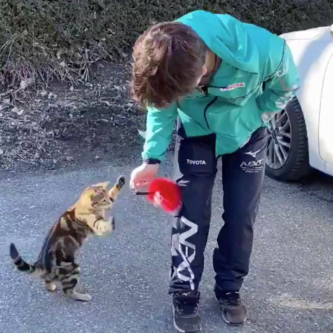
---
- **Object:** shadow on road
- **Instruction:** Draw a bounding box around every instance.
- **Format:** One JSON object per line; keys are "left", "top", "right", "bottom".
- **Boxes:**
{"left": 297, "top": 170, "right": 333, "bottom": 203}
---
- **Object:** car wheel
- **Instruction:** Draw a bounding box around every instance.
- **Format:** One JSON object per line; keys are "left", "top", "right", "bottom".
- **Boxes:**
{"left": 265, "top": 97, "right": 311, "bottom": 182}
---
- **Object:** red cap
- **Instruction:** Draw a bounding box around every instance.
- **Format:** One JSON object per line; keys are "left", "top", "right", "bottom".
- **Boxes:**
{"left": 147, "top": 178, "right": 181, "bottom": 212}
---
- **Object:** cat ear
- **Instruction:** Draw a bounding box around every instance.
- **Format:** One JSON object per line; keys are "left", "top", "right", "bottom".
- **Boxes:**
{"left": 93, "top": 181, "right": 109, "bottom": 190}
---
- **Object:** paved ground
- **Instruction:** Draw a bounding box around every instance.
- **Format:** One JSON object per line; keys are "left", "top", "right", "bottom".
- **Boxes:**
{"left": 1, "top": 153, "right": 333, "bottom": 333}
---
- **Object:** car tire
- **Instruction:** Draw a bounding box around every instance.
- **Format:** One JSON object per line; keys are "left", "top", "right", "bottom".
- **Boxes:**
{"left": 265, "top": 97, "right": 312, "bottom": 182}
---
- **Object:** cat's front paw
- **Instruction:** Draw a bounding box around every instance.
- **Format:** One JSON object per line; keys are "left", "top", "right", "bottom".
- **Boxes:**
{"left": 98, "top": 219, "right": 114, "bottom": 236}
{"left": 103, "top": 221, "right": 113, "bottom": 234}
{"left": 116, "top": 176, "right": 125, "bottom": 189}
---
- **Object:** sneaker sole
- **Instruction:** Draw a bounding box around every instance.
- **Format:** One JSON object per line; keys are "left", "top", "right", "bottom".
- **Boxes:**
{"left": 215, "top": 296, "right": 247, "bottom": 326}
{"left": 172, "top": 305, "right": 203, "bottom": 333}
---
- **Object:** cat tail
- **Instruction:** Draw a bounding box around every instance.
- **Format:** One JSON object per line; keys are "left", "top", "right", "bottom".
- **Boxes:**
{"left": 10, "top": 243, "right": 44, "bottom": 277}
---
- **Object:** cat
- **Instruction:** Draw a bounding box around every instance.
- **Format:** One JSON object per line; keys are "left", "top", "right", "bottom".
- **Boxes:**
{"left": 9, "top": 175, "right": 125, "bottom": 302}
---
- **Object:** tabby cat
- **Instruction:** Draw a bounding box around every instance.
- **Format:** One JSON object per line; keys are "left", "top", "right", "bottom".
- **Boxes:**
{"left": 9, "top": 175, "right": 125, "bottom": 302}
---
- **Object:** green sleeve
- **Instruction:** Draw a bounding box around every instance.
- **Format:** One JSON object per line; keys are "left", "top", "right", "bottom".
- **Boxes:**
{"left": 257, "top": 42, "right": 300, "bottom": 113}
{"left": 141, "top": 103, "right": 178, "bottom": 162}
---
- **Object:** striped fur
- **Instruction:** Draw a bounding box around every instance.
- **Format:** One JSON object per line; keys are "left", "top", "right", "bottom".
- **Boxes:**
{"left": 9, "top": 176, "right": 125, "bottom": 302}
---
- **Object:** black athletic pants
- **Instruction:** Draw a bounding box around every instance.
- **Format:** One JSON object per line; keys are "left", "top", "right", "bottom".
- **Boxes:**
{"left": 169, "top": 126, "right": 268, "bottom": 293}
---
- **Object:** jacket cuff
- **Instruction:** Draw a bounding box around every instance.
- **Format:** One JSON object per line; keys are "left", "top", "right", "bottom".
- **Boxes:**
{"left": 143, "top": 158, "right": 161, "bottom": 165}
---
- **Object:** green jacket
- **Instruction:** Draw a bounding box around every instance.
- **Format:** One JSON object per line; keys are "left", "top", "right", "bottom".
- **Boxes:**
{"left": 142, "top": 10, "right": 300, "bottom": 162}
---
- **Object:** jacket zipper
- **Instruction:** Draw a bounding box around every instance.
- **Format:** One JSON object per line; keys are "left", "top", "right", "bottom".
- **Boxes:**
{"left": 203, "top": 96, "right": 218, "bottom": 130}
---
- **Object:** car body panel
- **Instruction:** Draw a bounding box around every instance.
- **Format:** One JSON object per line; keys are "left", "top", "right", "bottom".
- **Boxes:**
{"left": 280, "top": 25, "right": 333, "bottom": 176}
{"left": 319, "top": 51, "right": 333, "bottom": 166}
{"left": 324, "top": 160, "right": 333, "bottom": 176}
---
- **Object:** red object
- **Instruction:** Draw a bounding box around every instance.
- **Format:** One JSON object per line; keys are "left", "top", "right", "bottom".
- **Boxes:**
{"left": 147, "top": 178, "right": 181, "bottom": 212}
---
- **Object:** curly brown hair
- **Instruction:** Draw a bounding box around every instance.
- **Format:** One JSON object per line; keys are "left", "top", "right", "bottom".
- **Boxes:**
{"left": 130, "top": 22, "right": 207, "bottom": 109}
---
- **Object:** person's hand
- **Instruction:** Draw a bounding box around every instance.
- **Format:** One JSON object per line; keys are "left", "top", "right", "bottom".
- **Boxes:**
{"left": 129, "top": 163, "right": 159, "bottom": 191}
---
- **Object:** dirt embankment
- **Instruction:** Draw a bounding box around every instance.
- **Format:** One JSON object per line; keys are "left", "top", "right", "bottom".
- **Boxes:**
{"left": 0, "top": 63, "right": 146, "bottom": 172}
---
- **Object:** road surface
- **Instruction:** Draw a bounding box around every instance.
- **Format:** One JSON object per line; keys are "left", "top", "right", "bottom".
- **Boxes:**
{"left": 1, "top": 154, "right": 333, "bottom": 333}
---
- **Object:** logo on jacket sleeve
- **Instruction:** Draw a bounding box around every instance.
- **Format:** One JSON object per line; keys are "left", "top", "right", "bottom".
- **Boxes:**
{"left": 220, "top": 82, "right": 245, "bottom": 92}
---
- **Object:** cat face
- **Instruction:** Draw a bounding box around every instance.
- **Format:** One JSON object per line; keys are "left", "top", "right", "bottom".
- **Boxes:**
{"left": 79, "top": 182, "right": 112, "bottom": 210}
{"left": 90, "top": 190, "right": 112, "bottom": 210}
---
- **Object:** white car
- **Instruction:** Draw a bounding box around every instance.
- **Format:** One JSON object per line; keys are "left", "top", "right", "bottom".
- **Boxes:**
{"left": 265, "top": 24, "right": 333, "bottom": 182}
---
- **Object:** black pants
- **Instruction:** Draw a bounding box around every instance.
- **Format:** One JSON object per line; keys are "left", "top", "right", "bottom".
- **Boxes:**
{"left": 169, "top": 126, "right": 268, "bottom": 293}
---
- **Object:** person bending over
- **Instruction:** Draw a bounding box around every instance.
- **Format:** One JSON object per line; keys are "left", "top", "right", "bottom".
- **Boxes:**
{"left": 129, "top": 10, "right": 300, "bottom": 333}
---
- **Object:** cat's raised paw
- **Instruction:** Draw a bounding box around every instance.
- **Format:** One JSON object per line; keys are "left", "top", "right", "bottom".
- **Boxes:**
{"left": 117, "top": 176, "right": 125, "bottom": 188}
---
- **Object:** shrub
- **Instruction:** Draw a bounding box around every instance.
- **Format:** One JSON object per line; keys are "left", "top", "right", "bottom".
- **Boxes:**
{"left": 1, "top": 0, "right": 332, "bottom": 88}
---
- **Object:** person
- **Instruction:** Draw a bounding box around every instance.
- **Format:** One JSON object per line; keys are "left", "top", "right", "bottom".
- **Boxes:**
{"left": 129, "top": 9, "right": 300, "bottom": 333}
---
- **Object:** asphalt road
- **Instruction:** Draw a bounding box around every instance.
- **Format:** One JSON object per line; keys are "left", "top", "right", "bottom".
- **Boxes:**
{"left": 1, "top": 153, "right": 333, "bottom": 333}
